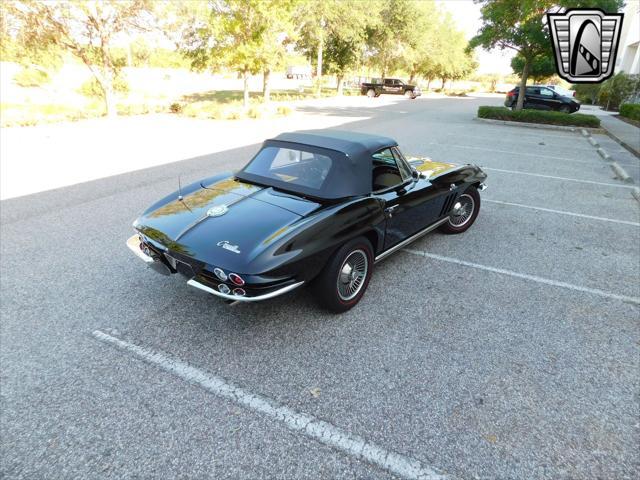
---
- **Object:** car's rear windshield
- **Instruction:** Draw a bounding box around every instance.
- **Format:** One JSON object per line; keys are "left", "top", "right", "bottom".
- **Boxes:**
{"left": 235, "top": 140, "right": 371, "bottom": 200}
{"left": 241, "top": 146, "right": 333, "bottom": 190}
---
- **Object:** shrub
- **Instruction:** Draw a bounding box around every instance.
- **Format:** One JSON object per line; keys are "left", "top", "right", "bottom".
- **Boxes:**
{"left": 477, "top": 106, "right": 600, "bottom": 128}
{"left": 78, "top": 76, "right": 129, "bottom": 98}
{"left": 13, "top": 66, "right": 50, "bottom": 87}
{"left": 573, "top": 84, "right": 601, "bottom": 105}
{"left": 226, "top": 110, "right": 242, "bottom": 120}
{"left": 276, "top": 105, "right": 292, "bottom": 116}
{"left": 169, "top": 102, "right": 183, "bottom": 114}
{"left": 619, "top": 103, "right": 640, "bottom": 121}
{"left": 597, "top": 72, "right": 638, "bottom": 110}
{"left": 246, "top": 106, "right": 263, "bottom": 119}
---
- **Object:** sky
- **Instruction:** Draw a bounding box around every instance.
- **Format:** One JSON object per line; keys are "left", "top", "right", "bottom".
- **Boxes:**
{"left": 436, "top": 0, "right": 516, "bottom": 75}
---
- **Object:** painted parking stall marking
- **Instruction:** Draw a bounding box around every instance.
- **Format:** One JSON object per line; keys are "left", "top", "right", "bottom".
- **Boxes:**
{"left": 425, "top": 141, "right": 598, "bottom": 164}
{"left": 484, "top": 199, "right": 640, "bottom": 227}
{"left": 403, "top": 249, "right": 640, "bottom": 305}
{"left": 92, "top": 330, "right": 449, "bottom": 480}
{"left": 483, "top": 167, "right": 636, "bottom": 188}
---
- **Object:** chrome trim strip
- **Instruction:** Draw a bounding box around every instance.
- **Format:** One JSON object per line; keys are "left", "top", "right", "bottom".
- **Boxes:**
{"left": 187, "top": 279, "right": 305, "bottom": 302}
{"left": 478, "top": 182, "right": 488, "bottom": 191}
{"left": 374, "top": 217, "right": 449, "bottom": 263}
{"left": 126, "top": 234, "right": 155, "bottom": 264}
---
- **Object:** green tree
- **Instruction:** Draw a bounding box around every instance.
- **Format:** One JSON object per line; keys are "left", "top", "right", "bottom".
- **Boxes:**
{"left": 400, "top": 1, "right": 439, "bottom": 84}
{"left": 511, "top": 51, "right": 556, "bottom": 82}
{"left": 254, "top": 1, "right": 297, "bottom": 102}
{"left": 366, "top": 0, "right": 415, "bottom": 78}
{"left": 6, "top": 0, "right": 152, "bottom": 117}
{"left": 184, "top": 0, "right": 296, "bottom": 107}
{"left": 470, "top": 0, "right": 623, "bottom": 111}
{"left": 296, "top": 0, "right": 373, "bottom": 95}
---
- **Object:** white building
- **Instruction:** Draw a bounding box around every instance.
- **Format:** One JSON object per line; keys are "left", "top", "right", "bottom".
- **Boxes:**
{"left": 615, "top": 0, "right": 639, "bottom": 74}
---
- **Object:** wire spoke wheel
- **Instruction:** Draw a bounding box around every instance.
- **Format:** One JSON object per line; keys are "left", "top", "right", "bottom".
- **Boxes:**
{"left": 449, "top": 194, "right": 475, "bottom": 227}
{"left": 337, "top": 249, "right": 368, "bottom": 301}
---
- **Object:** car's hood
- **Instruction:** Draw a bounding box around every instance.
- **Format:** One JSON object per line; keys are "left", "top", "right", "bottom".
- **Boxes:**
{"left": 135, "top": 175, "right": 322, "bottom": 271}
{"left": 406, "top": 155, "right": 458, "bottom": 179}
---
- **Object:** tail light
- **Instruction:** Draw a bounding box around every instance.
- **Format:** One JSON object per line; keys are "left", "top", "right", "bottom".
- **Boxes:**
{"left": 229, "top": 273, "right": 245, "bottom": 286}
{"left": 507, "top": 91, "right": 515, "bottom": 97}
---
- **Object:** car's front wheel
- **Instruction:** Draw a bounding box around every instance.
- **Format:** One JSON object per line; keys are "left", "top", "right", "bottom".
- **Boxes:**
{"left": 559, "top": 105, "right": 571, "bottom": 113}
{"left": 404, "top": 90, "right": 413, "bottom": 98}
{"left": 439, "top": 186, "right": 481, "bottom": 234}
{"left": 367, "top": 88, "right": 376, "bottom": 98}
{"left": 313, "top": 237, "right": 373, "bottom": 313}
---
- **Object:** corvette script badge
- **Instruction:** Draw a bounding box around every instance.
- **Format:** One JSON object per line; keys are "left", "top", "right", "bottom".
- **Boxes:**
{"left": 217, "top": 240, "right": 240, "bottom": 254}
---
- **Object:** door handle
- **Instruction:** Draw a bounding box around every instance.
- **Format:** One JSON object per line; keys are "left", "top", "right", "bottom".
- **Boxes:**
{"left": 384, "top": 205, "right": 399, "bottom": 217}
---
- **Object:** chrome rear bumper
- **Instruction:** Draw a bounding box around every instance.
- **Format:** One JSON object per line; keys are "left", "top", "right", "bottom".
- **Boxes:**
{"left": 126, "top": 234, "right": 171, "bottom": 275}
{"left": 127, "top": 235, "right": 303, "bottom": 302}
{"left": 126, "top": 234, "right": 155, "bottom": 263}
{"left": 187, "top": 279, "right": 304, "bottom": 302}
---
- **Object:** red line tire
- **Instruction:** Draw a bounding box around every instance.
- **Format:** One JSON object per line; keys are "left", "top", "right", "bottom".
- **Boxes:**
{"left": 313, "top": 237, "right": 374, "bottom": 313}
{"left": 439, "top": 186, "right": 481, "bottom": 234}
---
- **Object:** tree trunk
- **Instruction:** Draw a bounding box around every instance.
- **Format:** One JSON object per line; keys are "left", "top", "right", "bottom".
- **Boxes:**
{"left": 516, "top": 58, "right": 530, "bottom": 111}
{"left": 427, "top": 78, "right": 431, "bottom": 90}
{"left": 263, "top": 69, "right": 271, "bottom": 103}
{"left": 104, "top": 87, "right": 117, "bottom": 118}
{"left": 243, "top": 69, "right": 250, "bottom": 108}
{"left": 441, "top": 77, "right": 446, "bottom": 89}
{"left": 96, "top": 74, "right": 117, "bottom": 118}
{"left": 408, "top": 70, "right": 416, "bottom": 84}
{"left": 336, "top": 75, "right": 343, "bottom": 95}
{"left": 316, "top": 27, "right": 323, "bottom": 97}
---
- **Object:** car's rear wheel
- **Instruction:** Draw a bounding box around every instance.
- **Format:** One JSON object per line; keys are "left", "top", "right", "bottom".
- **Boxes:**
{"left": 439, "top": 186, "right": 481, "bottom": 234}
{"left": 367, "top": 88, "right": 376, "bottom": 98}
{"left": 313, "top": 237, "right": 373, "bottom": 313}
{"left": 559, "top": 105, "right": 571, "bottom": 113}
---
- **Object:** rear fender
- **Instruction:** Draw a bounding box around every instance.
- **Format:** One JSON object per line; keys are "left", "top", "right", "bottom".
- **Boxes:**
{"left": 254, "top": 197, "right": 385, "bottom": 282}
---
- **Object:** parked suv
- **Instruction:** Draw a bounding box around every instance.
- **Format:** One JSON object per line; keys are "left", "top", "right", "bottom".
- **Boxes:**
{"left": 505, "top": 86, "right": 580, "bottom": 113}
{"left": 540, "top": 84, "right": 576, "bottom": 98}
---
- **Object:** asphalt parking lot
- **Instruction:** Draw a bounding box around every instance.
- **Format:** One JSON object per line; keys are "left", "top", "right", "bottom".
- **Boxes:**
{"left": 1, "top": 96, "right": 639, "bottom": 479}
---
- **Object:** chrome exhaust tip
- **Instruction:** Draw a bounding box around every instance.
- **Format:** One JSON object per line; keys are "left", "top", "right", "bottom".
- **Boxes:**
{"left": 478, "top": 182, "right": 488, "bottom": 191}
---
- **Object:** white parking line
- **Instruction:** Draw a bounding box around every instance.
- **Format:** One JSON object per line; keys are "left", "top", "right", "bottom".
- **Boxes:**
{"left": 441, "top": 133, "right": 596, "bottom": 152}
{"left": 91, "top": 330, "right": 448, "bottom": 480}
{"left": 484, "top": 167, "right": 635, "bottom": 189}
{"left": 425, "top": 142, "right": 595, "bottom": 164}
{"left": 484, "top": 199, "right": 640, "bottom": 227}
{"left": 403, "top": 249, "right": 640, "bottom": 305}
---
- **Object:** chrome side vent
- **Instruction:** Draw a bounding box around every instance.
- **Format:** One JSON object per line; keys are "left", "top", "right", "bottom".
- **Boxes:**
{"left": 439, "top": 193, "right": 457, "bottom": 217}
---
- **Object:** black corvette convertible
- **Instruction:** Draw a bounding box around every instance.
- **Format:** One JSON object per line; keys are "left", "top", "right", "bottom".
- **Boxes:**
{"left": 127, "top": 130, "right": 487, "bottom": 312}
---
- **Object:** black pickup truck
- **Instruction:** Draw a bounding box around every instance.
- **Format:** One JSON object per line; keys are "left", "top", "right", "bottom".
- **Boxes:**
{"left": 360, "top": 78, "right": 421, "bottom": 99}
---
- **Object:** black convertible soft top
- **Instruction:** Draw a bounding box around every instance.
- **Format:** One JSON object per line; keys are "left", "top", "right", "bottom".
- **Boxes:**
{"left": 271, "top": 130, "right": 397, "bottom": 159}
{"left": 236, "top": 130, "right": 397, "bottom": 200}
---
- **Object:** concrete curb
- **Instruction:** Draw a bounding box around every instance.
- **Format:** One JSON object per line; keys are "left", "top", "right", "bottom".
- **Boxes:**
{"left": 588, "top": 136, "right": 600, "bottom": 147}
{"left": 600, "top": 125, "right": 640, "bottom": 159}
{"left": 632, "top": 187, "right": 640, "bottom": 204}
{"left": 580, "top": 128, "right": 590, "bottom": 137}
{"left": 596, "top": 147, "right": 612, "bottom": 161}
{"left": 610, "top": 162, "right": 633, "bottom": 183}
{"left": 474, "top": 117, "right": 605, "bottom": 133}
